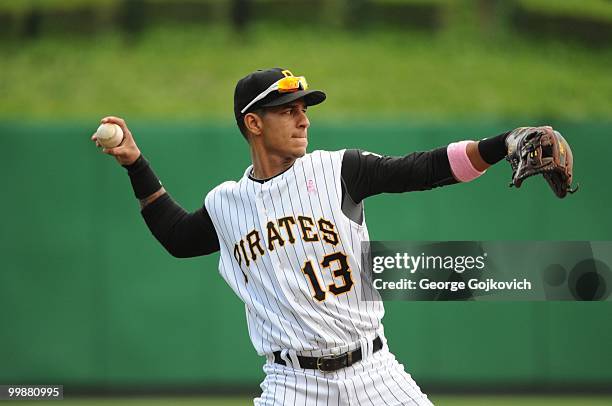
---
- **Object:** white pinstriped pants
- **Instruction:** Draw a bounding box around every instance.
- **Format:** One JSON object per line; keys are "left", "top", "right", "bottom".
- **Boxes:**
{"left": 254, "top": 347, "right": 433, "bottom": 405}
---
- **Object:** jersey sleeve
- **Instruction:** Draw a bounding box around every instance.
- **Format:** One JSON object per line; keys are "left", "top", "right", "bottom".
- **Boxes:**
{"left": 141, "top": 193, "right": 220, "bottom": 258}
{"left": 341, "top": 148, "right": 458, "bottom": 203}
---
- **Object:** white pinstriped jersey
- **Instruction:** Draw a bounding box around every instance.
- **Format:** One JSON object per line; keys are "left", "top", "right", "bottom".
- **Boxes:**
{"left": 204, "top": 150, "right": 385, "bottom": 357}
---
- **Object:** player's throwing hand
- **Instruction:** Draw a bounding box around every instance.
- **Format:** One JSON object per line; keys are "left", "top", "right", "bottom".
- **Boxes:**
{"left": 91, "top": 116, "right": 141, "bottom": 166}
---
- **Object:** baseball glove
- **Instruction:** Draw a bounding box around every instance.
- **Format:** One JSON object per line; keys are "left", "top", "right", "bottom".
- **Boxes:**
{"left": 505, "top": 126, "right": 578, "bottom": 198}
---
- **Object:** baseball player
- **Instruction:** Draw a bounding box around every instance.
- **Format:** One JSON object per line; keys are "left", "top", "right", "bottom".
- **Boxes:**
{"left": 91, "top": 68, "right": 568, "bottom": 405}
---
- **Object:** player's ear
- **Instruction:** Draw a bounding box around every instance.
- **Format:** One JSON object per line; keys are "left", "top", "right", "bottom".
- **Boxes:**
{"left": 244, "top": 112, "right": 264, "bottom": 136}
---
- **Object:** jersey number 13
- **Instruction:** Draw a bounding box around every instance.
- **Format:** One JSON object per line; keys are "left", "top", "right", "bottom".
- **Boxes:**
{"left": 301, "top": 252, "right": 354, "bottom": 302}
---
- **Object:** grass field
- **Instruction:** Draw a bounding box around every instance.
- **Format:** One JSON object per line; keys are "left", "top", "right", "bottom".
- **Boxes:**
{"left": 4, "top": 395, "right": 612, "bottom": 405}
{"left": 2, "top": 24, "right": 611, "bottom": 121}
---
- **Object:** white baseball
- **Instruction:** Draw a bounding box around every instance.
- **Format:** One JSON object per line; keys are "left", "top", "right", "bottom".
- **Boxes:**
{"left": 96, "top": 123, "right": 124, "bottom": 148}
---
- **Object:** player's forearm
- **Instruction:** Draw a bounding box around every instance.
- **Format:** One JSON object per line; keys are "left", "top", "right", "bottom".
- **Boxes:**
{"left": 446, "top": 131, "right": 510, "bottom": 182}
{"left": 141, "top": 194, "right": 220, "bottom": 257}
{"left": 466, "top": 141, "right": 490, "bottom": 172}
{"left": 122, "top": 155, "right": 220, "bottom": 257}
{"left": 139, "top": 187, "right": 167, "bottom": 209}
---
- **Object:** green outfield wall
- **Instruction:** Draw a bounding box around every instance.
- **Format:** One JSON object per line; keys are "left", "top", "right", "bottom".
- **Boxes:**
{"left": 0, "top": 120, "right": 610, "bottom": 390}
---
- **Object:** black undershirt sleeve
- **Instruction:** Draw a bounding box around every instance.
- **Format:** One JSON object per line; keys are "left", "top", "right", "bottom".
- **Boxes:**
{"left": 141, "top": 193, "right": 220, "bottom": 258}
{"left": 341, "top": 148, "right": 458, "bottom": 204}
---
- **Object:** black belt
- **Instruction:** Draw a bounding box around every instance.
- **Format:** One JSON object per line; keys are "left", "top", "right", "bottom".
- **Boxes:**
{"left": 273, "top": 336, "right": 383, "bottom": 372}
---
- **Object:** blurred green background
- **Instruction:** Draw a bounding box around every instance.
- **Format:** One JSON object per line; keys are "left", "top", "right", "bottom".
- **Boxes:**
{"left": 1, "top": 0, "right": 611, "bottom": 405}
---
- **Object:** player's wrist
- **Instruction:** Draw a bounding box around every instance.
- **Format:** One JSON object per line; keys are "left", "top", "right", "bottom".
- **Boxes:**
{"left": 122, "top": 153, "right": 145, "bottom": 173}
{"left": 118, "top": 149, "right": 141, "bottom": 166}
{"left": 121, "top": 148, "right": 145, "bottom": 171}
{"left": 477, "top": 130, "right": 511, "bottom": 165}
{"left": 123, "top": 155, "right": 163, "bottom": 199}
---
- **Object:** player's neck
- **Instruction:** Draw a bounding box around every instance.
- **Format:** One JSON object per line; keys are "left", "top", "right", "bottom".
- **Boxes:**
{"left": 250, "top": 147, "right": 297, "bottom": 180}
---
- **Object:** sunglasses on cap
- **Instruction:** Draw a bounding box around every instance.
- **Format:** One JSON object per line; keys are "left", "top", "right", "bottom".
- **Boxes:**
{"left": 240, "top": 76, "right": 309, "bottom": 114}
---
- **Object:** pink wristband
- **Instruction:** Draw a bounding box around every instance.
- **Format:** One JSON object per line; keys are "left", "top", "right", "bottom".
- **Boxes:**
{"left": 447, "top": 141, "right": 485, "bottom": 182}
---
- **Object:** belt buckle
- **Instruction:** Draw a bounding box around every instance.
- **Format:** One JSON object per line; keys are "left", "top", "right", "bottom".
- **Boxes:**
{"left": 316, "top": 352, "right": 349, "bottom": 372}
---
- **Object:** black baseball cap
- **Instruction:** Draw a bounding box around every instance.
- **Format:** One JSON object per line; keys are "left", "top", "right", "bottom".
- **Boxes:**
{"left": 234, "top": 68, "right": 326, "bottom": 124}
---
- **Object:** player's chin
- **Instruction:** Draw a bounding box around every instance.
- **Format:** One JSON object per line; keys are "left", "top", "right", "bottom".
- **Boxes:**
{"left": 291, "top": 137, "right": 308, "bottom": 156}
